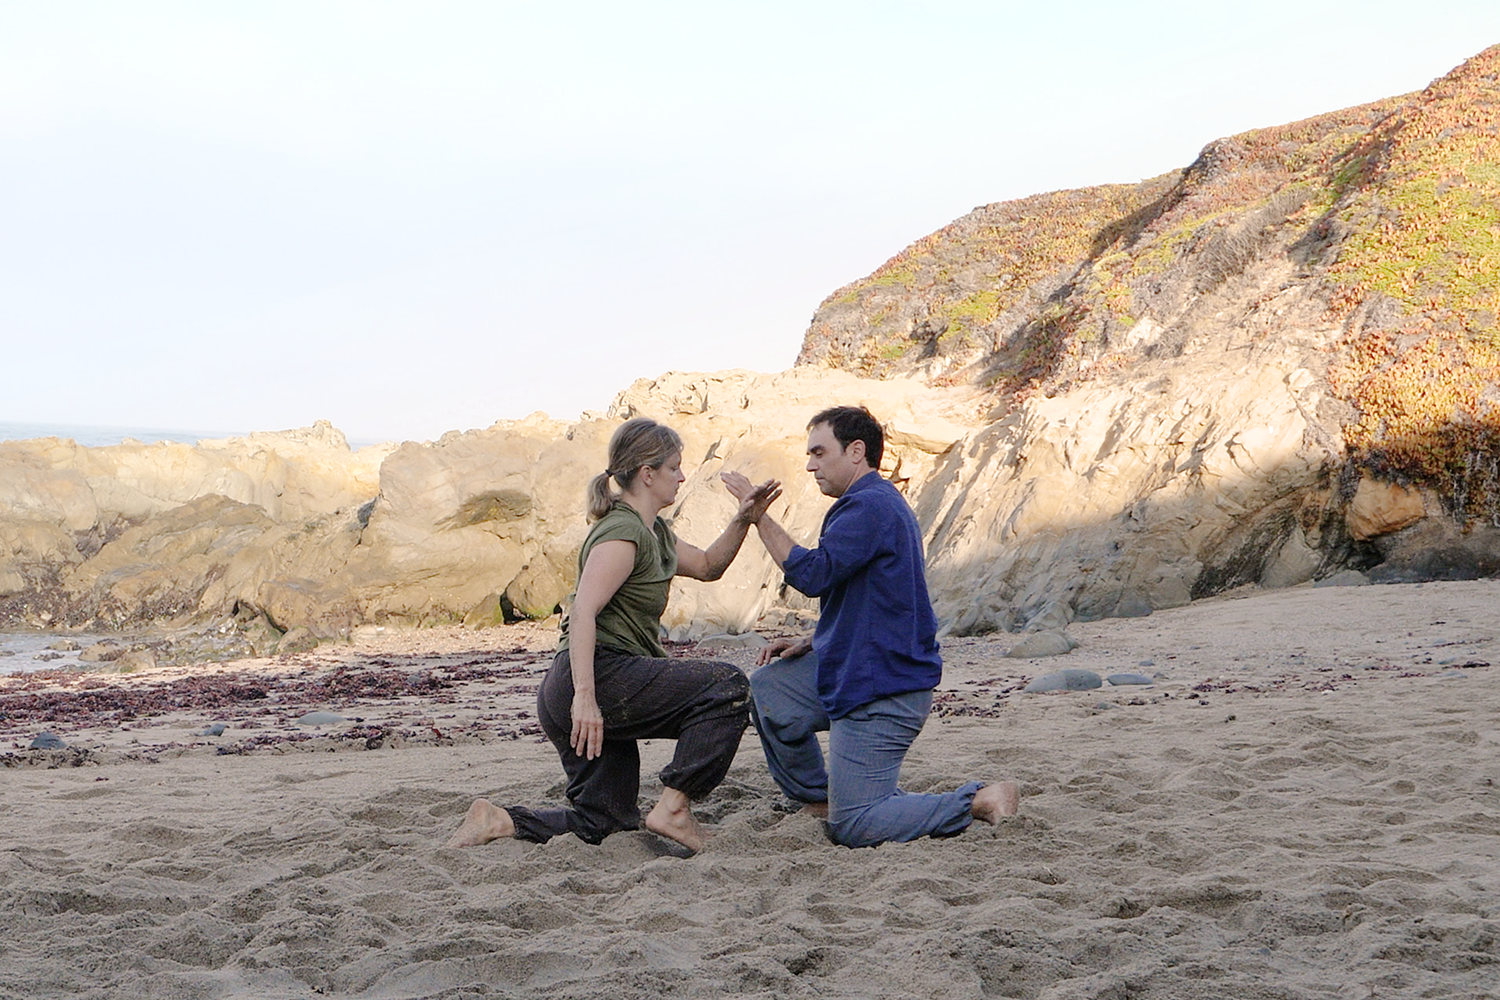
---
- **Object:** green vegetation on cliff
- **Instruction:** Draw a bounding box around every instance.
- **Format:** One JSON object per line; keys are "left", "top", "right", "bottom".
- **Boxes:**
{"left": 800, "top": 45, "right": 1500, "bottom": 520}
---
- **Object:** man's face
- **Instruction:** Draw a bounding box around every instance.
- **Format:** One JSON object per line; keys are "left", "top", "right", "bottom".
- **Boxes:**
{"left": 805, "top": 422, "right": 865, "bottom": 498}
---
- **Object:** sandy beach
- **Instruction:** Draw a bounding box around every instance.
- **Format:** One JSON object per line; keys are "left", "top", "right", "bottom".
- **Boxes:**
{"left": 2, "top": 580, "right": 1498, "bottom": 999}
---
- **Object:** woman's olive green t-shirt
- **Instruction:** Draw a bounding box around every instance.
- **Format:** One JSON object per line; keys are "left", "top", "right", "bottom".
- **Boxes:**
{"left": 558, "top": 502, "right": 678, "bottom": 658}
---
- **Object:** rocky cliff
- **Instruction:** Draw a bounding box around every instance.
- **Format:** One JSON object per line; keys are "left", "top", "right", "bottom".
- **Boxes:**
{"left": 798, "top": 44, "right": 1500, "bottom": 631}
{"left": 4, "top": 47, "right": 1498, "bottom": 650}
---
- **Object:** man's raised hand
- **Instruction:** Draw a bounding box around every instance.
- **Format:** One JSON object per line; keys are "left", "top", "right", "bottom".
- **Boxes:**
{"left": 723, "top": 471, "right": 781, "bottom": 525}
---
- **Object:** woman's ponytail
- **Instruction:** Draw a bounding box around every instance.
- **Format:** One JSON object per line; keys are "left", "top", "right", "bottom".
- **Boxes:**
{"left": 586, "top": 470, "right": 616, "bottom": 522}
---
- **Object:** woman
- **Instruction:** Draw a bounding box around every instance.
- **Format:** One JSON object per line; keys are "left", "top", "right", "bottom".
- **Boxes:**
{"left": 447, "top": 417, "right": 780, "bottom": 852}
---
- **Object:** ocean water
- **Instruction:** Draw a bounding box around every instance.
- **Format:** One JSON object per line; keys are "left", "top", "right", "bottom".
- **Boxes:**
{"left": 0, "top": 631, "right": 116, "bottom": 675}
{"left": 0, "top": 420, "right": 241, "bottom": 448}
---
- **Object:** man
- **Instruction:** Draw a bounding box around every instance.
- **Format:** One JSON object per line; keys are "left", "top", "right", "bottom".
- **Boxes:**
{"left": 723, "top": 405, "right": 1018, "bottom": 847}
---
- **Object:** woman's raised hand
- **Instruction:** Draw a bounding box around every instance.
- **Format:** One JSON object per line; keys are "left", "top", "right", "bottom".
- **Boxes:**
{"left": 722, "top": 471, "right": 781, "bottom": 524}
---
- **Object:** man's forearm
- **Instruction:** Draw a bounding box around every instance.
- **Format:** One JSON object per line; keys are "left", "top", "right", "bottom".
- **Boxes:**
{"left": 753, "top": 514, "right": 797, "bottom": 569}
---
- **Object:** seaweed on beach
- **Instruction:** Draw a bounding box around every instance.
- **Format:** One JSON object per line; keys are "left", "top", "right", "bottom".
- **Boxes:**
{"left": 0, "top": 653, "right": 547, "bottom": 733}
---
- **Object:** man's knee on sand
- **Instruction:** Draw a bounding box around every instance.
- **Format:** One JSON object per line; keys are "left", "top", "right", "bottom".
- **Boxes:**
{"left": 824, "top": 807, "right": 891, "bottom": 849}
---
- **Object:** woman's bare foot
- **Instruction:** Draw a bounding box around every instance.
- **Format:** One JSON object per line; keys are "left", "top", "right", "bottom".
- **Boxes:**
{"left": 445, "top": 798, "right": 516, "bottom": 847}
{"left": 645, "top": 787, "right": 708, "bottom": 852}
{"left": 800, "top": 801, "right": 829, "bottom": 819}
{"left": 971, "top": 781, "right": 1021, "bottom": 824}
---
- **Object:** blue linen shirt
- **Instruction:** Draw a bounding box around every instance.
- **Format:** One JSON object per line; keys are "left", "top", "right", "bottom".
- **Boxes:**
{"left": 781, "top": 471, "right": 942, "bottom": 719}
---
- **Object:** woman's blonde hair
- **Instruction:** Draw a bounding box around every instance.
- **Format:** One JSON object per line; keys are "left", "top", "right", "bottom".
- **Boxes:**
{"left": 587, "top": 417, "right": 684, "bottom": 521}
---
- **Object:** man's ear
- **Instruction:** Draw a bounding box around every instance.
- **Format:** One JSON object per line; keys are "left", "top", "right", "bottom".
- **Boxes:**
{"left": 847, "top": 438, "right": 867, "bottom": 468}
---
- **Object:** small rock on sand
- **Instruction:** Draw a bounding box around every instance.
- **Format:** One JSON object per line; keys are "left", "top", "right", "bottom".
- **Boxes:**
{"left": 1024, "top": 669, "right": 1103, "bottom": 693}
{"left": 695, "top": 633, "right": 769, "bottom": 653}
{"left": 295, "top": 711, "right": 345, "bottom": 727}
{"left": 1107, "top": 673, "right": 1155, "bottom": 686}
{"left": 30, "top": 732, "right": 66, "bottom": 749}
{"left": 199, "top": 723, "right": 228, "bottom": 736}
{"left": 1315, "top": 570, "right": 1371, "bottom": 588}
{"left": 104, "top": 648, "right": 158, "bottom": 673}
{"left": 79, "top": 642, "right": 124, "bottom": 663}
{"left": 1006, "top": 631, "right": 1078, "bottom": 659}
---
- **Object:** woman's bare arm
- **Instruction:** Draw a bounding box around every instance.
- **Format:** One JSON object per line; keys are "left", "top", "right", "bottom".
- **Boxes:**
{"left": 675, "top": 478, "right": 781, "bottom": 581}
{"left": 567, "top": 539, "right": 636, "bottom": 760}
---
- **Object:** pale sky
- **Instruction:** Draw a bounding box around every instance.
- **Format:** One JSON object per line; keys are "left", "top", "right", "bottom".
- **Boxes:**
{"left": 3, "top": 2, "right": 1497, "bottom": 443}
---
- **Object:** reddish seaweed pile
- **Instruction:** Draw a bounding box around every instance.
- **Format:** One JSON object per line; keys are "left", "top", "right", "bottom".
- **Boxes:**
{"left": 0, "top": 648, "right": 549, "bottom": 750}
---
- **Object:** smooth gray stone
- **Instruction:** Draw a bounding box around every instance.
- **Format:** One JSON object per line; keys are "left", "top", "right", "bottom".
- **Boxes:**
{"left": 1137, "top": 659, "right": 1155, "bottom": 667}
{"left": 295, "top": 711, "right": 345, "bottom": 726}
{"left": 30, "top": 732, "right": 66, "bottom": 750}
{"left": 696, "top": 632, "right": 769, "bottom": 651}
{"left": 199, "top": 723, "right": 227, "bottom": 736}
{"left": 1006, "top": 631, "right": 1078, "bottom": 659}
{"left": 1107, "top": 673, "right": 1155, "bottom": 686}
{"left": 1314, "top": 570, "right": 1371, "bottom": 588}
{"left": 1024, "top": 669, "right": 1103, "bottom": 693}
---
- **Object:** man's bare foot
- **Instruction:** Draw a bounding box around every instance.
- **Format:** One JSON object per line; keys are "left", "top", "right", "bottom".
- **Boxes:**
{"left": 645, "top": 787, "right": 708, "bottom": 852}
{"left": 800, "top": 801, "right": 829, "bottom": 819}
{"left": 971, "top": 781, "right": 1021, "bottom": 824}
{"left": 445, "top": 798, "right": 515, "bottom": 847}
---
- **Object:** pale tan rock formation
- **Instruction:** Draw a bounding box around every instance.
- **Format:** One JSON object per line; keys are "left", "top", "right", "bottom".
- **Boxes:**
{"left": 0, "top": 423, "right": 391, "bottom": 632}
{"left": 0, "top": 355, "right": 1474, "bottom": 643}
{"left": 0, "top": 371, "right": 980, "bottom": 639}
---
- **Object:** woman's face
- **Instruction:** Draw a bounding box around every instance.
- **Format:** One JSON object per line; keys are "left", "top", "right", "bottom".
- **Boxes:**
{"left": 645, "top": 451, "right": 685, "bottom": 506}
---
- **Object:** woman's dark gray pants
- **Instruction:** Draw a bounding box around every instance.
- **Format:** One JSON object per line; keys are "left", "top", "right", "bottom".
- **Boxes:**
{"left": 505, "top": 647, "right": 750, "bottom": 845}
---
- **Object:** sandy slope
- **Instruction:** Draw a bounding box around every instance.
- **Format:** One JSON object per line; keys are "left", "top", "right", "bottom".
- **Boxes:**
{"left": 2, "top": 581, "right": 1498, "bottom": 999}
